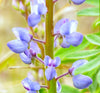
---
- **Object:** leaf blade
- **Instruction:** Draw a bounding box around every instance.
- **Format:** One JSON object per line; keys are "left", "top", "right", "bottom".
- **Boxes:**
{"left": 77, "top": 8, "right": 99, "bottom": 16}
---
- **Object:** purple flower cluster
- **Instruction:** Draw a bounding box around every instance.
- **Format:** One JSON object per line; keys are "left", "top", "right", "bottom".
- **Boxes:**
{"left": 44, "top": 56, "right": 61, "bottom": 80}
{"left": 7, "top": 27, "right": 40, "bottom": 64}
{"left": 69, "top": 59, "right": 92, "bottom": 89}
{"left": 28, "top": 0, "right": 47, "bottom": 27}
{"left": 22, "top": 77, "right": 40, "bottom": 93}
{"left": 54, "top": 19, "right": 83, "bottom": 48}
{"left": 7, "top": 0, "right": 91, "bottom": 92}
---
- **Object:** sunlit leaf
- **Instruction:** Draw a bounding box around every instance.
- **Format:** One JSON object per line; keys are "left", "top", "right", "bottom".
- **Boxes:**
{"left": 86, "top": 0, "right": 99, "bottom": 6}
{"left": 85, "top": 34, "right": 100, "bottom": 45}
{"left": 92, "top": 18, "right": 100, "bottom": 29}
{"left": 39, "top": 88, "right": 47, "bottom": 93}
{"left": 97, "top": 70, "right": 100, "bottom": 85}
{"left": 74, "top": 55, "right": 100, "bottom": 75}
{"left": 77, "top": 8, "right": 99, "bottom": 16}
{"left": 61, "top": 85, "right": 80, "bottom": 93}
{"left": 55, "top": 38, "right": 89, "bottom": 58}
{"left": 63, "top": 49, "right": 100, "bottom": 59}
{"left": 89, "top": 69, "right": 99, "bottom": 93}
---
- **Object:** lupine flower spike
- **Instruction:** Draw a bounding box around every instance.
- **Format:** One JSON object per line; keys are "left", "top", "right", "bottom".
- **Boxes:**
{"left": 7, "top": 27, "right": 40, "bottom": 64}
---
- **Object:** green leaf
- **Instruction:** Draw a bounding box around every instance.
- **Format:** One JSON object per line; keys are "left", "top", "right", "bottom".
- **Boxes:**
{"left": 61, "top": 59, "right": 76, "bottom": 64}
{"left": 89, "top": 70, "right": 98, "bottom": 93}
{"left": 74, "top": 55, "right": 100, "bottom": 75}
{"left": 96, "top": 21, "right": 100, "bottom": 26}
{"left": 85, "top": 34, "right": 100, "bottom": 45}
{"left": 63, "top": 49, "right": 100, "bottom": 59}
{"left": 61, "top": 85, "right": 80, "bottom": 93}
{"left": 77, "top": 8, "right": 99, "bottom": 16}
{"left": 0, "top": 51, "right": 17, "bottom": 72}
{"left": 97, "top": 70, "right": 100, "bottom": 85}
{"left": 86, "top": 0, "right": 99, "bottom": 6}
{"left": 93, "top": 18, "right": 100, "bottom": 29}
{"left": 39, "top": 88, "right": 47, "bottom": 93}
{"left": 55, "top": 38, "right": 89, "bottom": 58}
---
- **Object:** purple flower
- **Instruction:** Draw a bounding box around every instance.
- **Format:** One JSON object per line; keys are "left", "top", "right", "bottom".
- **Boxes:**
{"left": 20, "top": 49, "right": 32, "bottom": 64}
{"left": 7, "top": 27, "right": 31, "bottom": 53}
{"left": 44, "top": 56, "right": 61, "bottom": 81}
{"left": 73, "top": 74, "right": 92, "bottom": 89}
{"left": 7, "top": 40, "right": 28, "bottom": 53}
{"left": 7, "top": 27, "right": 40, "bottom": 64}
{"left": 38, "top": 3, "right": 47, "bottom": 15}
{"left": 28, "top": 13, "right": 41, "bottom": 27}
{"left": 68, "top": 60, "right": 92, "bottom": 89}
{"left": 30, "top": 0, "right": 47, "bottom": 15}
{"left": 12, "top": 27, "right": 31, "bottom": 43}
{"left": 71, "top": 0, "right": 85, "bottom": 5}
{"left": 44, "top": 56, "right": 61, "bottom": 67}
{"left": 28, "top": 0, "right": 47, "bottom": 27}
{"left": 20, "top": 41, "right": 40, "bottom": 64}
{"left": 54, "top": 19, "right": 83, "bottom": 48}
{"left": 45, "top": 67, "right": 56, "bottom": 81}
{"left": 69, "top": 59, "right": 88, "bottom": 75}
{"left": 22, "top": 78, "right": 40, "bottom": 91}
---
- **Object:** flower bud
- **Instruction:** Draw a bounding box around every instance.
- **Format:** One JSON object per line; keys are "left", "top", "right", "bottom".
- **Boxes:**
{"left": 73, "top": 74, "right": 92, "bottom": 89}
{"left": 12, "top": 27, "right": 31, "bottom": 43}
{"left": 28, "top": 13, "right": 41, "bottom": 27}
{"left": 20, "top": 52, "right": 31, "bottom": 64}
{"left": 7, "top": 40, "right": 28, "bottom": 53}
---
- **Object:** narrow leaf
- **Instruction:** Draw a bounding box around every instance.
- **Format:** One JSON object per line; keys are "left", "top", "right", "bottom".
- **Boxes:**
{"left": 86, "top": 0, "right": 99, "bottom": 6}
{"left": 97, "top": 70, "right": 100, "bottom": 85}
{"left": 85, "top": 34, "right": 100, "bottom": 45}
{"left": 61, "top": 85, "right": 80, "bottom": 93}
{"left": 77, "top": 8, "right": 99, "bottom": 16}
{"left": 55, "top": 38, "right": 89, "bottom": 58}
{"left": 74, "top": 55, "right": 100, "bottom": 75}
{"left": 63, "top": 49, "right": 100, "bottom": 59}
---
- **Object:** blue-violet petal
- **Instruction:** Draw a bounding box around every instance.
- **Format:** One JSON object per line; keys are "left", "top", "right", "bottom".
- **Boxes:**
{"left": 28, "top": 13, "right": 41, "bottom": 27}
{"left": 45, "top": 67, "right": 56, "bottom": 81}
{"left": 66, "top": 32, "right": 83, "bottom": 47}
{"left": 73, "top": 74, "right": 92, "bottom": 89}
{"left": 7, "top": 40, "right": 28, "bottom": 53}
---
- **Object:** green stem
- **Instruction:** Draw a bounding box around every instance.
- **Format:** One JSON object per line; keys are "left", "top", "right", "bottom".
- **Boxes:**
{"left": 45, "top": 0, "right": 56, "bottom": 93}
